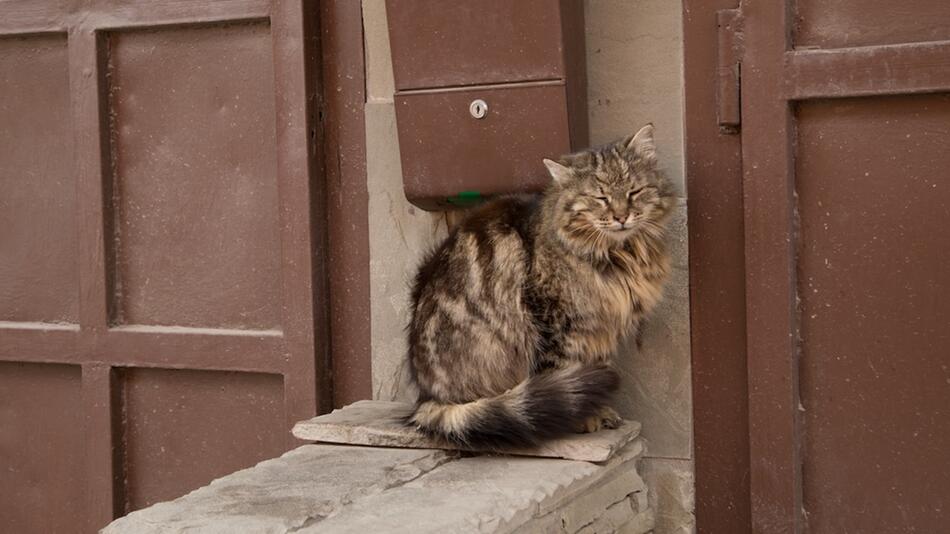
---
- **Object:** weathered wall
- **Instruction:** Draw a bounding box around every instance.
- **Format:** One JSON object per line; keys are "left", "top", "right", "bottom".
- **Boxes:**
{"left": 363, "top": 0, "right": 448, "bottom": 402}
{"left": 363, "top": 1, "right": 692, "bottom": 532}
{"left": 585, "top": 2, "right": 693, "bottom": 533}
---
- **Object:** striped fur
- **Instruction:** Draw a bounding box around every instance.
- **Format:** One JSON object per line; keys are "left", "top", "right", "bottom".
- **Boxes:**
{"left": 405, "top": 125, "right": 675, "bottom": 448}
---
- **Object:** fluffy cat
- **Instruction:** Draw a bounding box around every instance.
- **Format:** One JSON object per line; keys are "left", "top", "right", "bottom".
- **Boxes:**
{"left": 405, "top": 124, "right": 675, "bottom": 448}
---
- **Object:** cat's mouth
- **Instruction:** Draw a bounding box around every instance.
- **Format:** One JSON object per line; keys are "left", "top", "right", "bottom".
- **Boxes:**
{"left": 599, "top": 224, "right": 638, "bottom": 240}
{"left": 597, "top": 220, "right": 641, "bottom": 234}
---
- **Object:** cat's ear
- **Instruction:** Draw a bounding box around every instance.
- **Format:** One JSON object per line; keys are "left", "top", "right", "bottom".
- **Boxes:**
{"left": 543, "top": 158, "right": 573, "bottom": 185}
{"left": 622, "top": 123, "right": 657, "bottom": 167}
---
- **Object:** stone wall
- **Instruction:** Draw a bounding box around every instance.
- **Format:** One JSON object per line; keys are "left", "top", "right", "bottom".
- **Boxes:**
{"left": 363, "top": 1, "right": 693, "bottom": 532}
{"left": 104, "top": 439, "right": 654, "bottom": 533}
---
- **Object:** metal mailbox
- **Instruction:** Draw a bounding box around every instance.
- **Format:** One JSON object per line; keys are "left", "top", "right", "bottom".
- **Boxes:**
{"left": 387, "top": 0, "right": 589, "bottom": 210}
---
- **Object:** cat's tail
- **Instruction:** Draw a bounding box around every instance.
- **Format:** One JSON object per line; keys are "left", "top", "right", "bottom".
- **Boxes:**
{"left": 405, "top": 362, "right": 619, "bottom": 449}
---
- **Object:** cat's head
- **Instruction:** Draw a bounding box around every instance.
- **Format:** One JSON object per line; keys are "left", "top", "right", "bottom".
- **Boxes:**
{"left": 542, "top": 124, "right": 676, "bottom": 253}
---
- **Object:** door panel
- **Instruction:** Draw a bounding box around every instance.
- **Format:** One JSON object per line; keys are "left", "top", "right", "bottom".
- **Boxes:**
{"left": 738, "top": 1, "right": 950, "bottom": 532}
{"left": 121, "top": 368, "right": 286, "bottom": 509}
{"left": 0, "top": 34, "right": 78, "bottom": 323}
{"left": 795, "top": 0, "right": 950, "bottom": 49}
{"left": 0, "top": 363, "right": 85, "bottom": 534}
{"left": 0, "top": 1, "right": 325, "bottom": 531}
{"left": 797, "top": 95, "right": 950, "bottom": 533}
{"left": 107, "top": 22, "right": 283, "bottom": 330}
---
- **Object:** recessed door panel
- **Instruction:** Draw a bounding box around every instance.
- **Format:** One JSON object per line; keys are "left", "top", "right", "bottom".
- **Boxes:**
{"left": 796, "top": 95, "right": 950, "bottom": 533}
{"left": 107, "top": 23, "right": 282, "bottom": 330}
{"left": 0, "top": 34, "right": 78, "bottom": 324}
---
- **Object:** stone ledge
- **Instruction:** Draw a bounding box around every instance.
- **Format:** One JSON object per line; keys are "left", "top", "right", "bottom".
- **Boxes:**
{"left": 103, "top": 439, "right": 653, "bottom": 534}
{"left": 293, "top": 400, "right": 641, "bottom": 463}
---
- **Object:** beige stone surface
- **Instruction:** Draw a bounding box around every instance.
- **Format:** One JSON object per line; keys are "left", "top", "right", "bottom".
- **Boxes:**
{"left": 293, "top": 400, "right": 642, "bottom": 463}
{"left": 365, "top": 102, "right": 447, "bottom": 403}
{"left": 102, "top": 445, "right": 456, "bottom": 534}
{"left": 617, "top": 508, "right": 658, "bottom": 534}
{"left": 363, "top": 0, "right": 395, "bottom": 103}
{"left": 577, "top": 500, "right": 653, "bottom": 534}
{"left": 309, "top": 439, "right": 649, "bottom": 534}
{"left": 554, "top": 464, "right": 649, "bottom": 532}
{"left": 585, "top": 0, "right": 685, "bottom": 194}
{"left": 614, "top": 201, "right": 692, "bottom": 459}
{"left": 104, "top": 440, "right": 652, "bottom": 534}
{"left": 641, "top": 458, "right": 695, "bottom": 534}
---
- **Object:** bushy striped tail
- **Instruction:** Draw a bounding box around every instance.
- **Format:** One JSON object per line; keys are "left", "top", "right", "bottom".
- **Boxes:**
{"left": 406, "top": 363, "right": 619, "bottom": 449}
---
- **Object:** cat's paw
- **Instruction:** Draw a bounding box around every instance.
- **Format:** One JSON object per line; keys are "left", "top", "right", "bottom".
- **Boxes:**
{"left": 580, "top": 415, "right": 604, "bottom": 433}
{"left": 577, "top": 407, "right": 623, "bottom": 433}
{"left": 598, "top": 406, "right": 623, "bottom": 430}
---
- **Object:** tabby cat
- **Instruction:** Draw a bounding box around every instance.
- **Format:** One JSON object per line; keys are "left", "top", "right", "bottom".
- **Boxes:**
{"left": 405, "top": 124, "right": 675, "bottom": 448}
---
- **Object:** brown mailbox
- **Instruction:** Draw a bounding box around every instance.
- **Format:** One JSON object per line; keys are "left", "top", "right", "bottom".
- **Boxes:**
{"left": 387, "top": 0, "right": 589, "bottom": 210}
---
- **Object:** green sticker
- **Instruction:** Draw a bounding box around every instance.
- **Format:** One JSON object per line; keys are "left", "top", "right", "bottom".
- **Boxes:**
{"left": 446, "top": 190, "right": 483, "bottom": 206}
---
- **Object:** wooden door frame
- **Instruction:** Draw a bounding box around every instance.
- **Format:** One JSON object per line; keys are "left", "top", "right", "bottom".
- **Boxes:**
{"left": 321, "top": 1, "right": 373, "bottom": 408}
{"left": 684, "top": 1, "right": 752, "bottom": 532}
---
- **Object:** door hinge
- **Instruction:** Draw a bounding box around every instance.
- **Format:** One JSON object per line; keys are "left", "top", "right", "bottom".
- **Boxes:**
{"left": 717, "top": 9, "right": 744, "bottom": 134}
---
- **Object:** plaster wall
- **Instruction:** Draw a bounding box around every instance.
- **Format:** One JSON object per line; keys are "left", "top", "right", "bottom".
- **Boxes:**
{"left": 362, "top": 1, "right": 692, "bottom": 531}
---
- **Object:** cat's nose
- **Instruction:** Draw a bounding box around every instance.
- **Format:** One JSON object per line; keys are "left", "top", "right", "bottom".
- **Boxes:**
{"left": 613, "top": 214, "right": 626, "bottom": 224}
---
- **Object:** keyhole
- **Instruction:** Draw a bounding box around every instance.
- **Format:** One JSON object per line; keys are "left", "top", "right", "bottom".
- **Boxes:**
{"left": 469, "top": 99, "right": 488, "bottom": 119}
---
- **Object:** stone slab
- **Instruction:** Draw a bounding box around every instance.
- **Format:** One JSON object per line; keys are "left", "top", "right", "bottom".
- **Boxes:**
{"left": 102, "top": 445, "right": 456, "bottom": 534}
{"left": 104, "top": 439, "right": 651, "bottom": 534}
{"left": 301, "top": 439, "right": 649, "bottom": 534}
{"left": 641, "top": 457, "right": 695, "bottom": 534}
{"left": 292, "top": 400, "right": 642, "bottom": 463}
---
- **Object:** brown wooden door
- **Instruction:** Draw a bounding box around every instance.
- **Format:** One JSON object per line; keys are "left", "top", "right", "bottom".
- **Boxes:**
{"left": 0, "top": 2, "right": 328, "bottom": 532}
{"left": 738, "top": 1, "right": 950, "bottom": 532}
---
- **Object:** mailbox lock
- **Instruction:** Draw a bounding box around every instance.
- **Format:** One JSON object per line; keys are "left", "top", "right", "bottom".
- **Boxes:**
{"left": 469, "top": 99, "right": 489, "bottom": 119}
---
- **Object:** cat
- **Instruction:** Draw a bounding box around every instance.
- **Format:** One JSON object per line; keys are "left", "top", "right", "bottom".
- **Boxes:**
{"left": 404, "top": 124, "right": 675, "bottom": 448}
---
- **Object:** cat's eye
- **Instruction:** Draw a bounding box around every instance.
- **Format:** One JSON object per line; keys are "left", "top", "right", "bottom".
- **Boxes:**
{"left": 592, "top": 196, "right": 609, "bottom": 204}
{"left": 627, "top": 187, "right": 645, "bottom": 198}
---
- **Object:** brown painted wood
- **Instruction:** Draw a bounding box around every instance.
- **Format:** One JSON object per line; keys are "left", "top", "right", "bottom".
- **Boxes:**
{"left": 722, "top": 1, "right": 950, "bottom": 532}
{"left": 81, "top": 364, "right": 120, "bottom": 531}
{"left": 70, "top": 27, "right": 110, "bottom": 334}
{"left": 794, "top": 0, "right": 950, "bottom": 49}
{"left": 795, "top": 95, "right": 950, "bottom": 532}
{"left": 740, "top": 1, "right": 803, "bottom": 532}
{"left": 683, "top": 0, "right": 752, "bottom": 532}
{"left": 0, "top": 0, "right": 270, "bottom": 34}
{"left": 558, "top": 0, "right": 589, "bottom": 150}
{"left": 0, "top": 34, "right": 77, "bottom": 324}
{"left": 0, "top": 0, "right": 362, "bottom": 529}
{"left": 321, "top": 0, "right": 373, "bottom": 407}
{"left": 716, "top": 9, "right": 742, "bottom": 131}
{"left": 0, "top": 363, "right": 85, "bottom": 533}
{"left": 270, "top": 0, "right": 327, "bottom": 443}
{"left": 118, "top": 367, "right": 286, "bottom": 510}
{"left": 784, "top": 40, "right": 950, "bottom": 100}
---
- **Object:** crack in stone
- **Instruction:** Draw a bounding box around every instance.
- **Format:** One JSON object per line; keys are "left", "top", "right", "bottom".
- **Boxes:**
{"left": 327, "top": 450, "right": 461, "bottom": 522}
{"left": 381, "top": 450, "right": 461, "bottom": 491}
{"left": 528, "top": 490, "right": 641, "bottom": 534}
{"left": 286, "top": 513, "right": 328, "bottom": 532}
